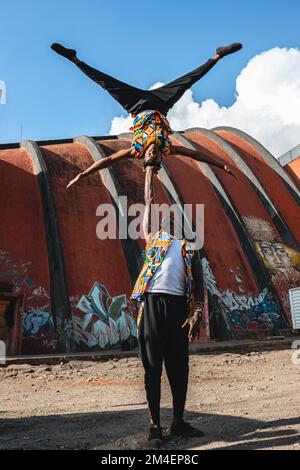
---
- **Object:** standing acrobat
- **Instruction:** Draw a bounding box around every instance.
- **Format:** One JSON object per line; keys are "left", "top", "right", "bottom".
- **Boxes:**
{"left": 50, "top": 42, "right": 242, "bottom": 186}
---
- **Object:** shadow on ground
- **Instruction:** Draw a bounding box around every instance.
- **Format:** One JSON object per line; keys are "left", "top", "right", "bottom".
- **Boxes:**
{"left": 0, "top": 409, "right": 299, "bottom": 450}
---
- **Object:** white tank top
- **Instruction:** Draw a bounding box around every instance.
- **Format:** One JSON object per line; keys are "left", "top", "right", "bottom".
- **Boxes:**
{"left": 146, "top": 239, "right": 186, "bottom": 295}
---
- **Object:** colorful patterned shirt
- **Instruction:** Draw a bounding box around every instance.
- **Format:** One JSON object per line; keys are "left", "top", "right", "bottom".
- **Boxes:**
{"left": 131, "top": 230, "right": 194, "bottom": 325}
{"left": 130, "top": 110, "right": 173, "bottom": 158}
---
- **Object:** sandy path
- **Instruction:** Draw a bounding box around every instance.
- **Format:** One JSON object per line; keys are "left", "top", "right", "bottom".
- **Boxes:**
{"left": 0, "top": 349, "right": 299, "bottom": 450}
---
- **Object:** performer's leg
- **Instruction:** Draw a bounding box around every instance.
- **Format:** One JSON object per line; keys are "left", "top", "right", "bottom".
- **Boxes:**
{"left": 75, "top": 61, "right": 147, "bottom": 113}
{"left": 150, "top": 43, "right": 242, "bottom": 114}
{"left": 139, "top": 293, "right": 165, "bottom": 427}
{"left": 51, "top": 42, "right": 241, "bottom": 116}
{"left": 51, "top": 43, "right": 146, "bottom": 113}
{"left": 163, "top": 295, "right": 189, "bottom": 425}
{"left": 150, "top": 58, "right": 217, "bottom": 114}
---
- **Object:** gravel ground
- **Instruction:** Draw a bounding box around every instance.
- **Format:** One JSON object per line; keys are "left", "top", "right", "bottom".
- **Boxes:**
{"left": 0, "top": 349, "right": 300, "bottom": 450}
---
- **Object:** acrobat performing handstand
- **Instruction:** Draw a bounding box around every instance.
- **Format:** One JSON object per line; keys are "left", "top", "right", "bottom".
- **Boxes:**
{"left": 50, "top": 41, "right": 242, "bottom": 187}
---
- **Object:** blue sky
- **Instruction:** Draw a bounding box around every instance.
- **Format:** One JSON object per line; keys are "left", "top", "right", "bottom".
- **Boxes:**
{"left": 0, "top": 0, "right": 299, "bottom": 144}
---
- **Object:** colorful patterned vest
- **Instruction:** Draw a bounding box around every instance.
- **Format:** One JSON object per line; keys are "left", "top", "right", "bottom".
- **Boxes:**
{"left": 131, "top": 230, "right": 194, "bottom": 325}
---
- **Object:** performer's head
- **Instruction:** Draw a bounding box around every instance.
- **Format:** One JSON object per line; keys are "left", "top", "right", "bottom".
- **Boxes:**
{"left": 144, "top": 143, "right": 162, "bottom": 166}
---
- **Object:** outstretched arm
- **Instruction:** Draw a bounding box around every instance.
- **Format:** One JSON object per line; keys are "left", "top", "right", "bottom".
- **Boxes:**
{"left": 66, "top": 147, "right": 134, "bottom": 188}
{"left": 171, "top": 144, "right": 236, "bottom": 176}
{"left": 142, "top": 166, "right": 155, "bottom": 245}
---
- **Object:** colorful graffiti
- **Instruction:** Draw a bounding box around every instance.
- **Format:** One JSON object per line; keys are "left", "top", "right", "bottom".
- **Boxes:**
{"left": 23, "top": 306, "right": 54, "bottom": 338}
{"left": 223, "top": 288, "right": 283, "bottom": 333}
{"left": 0, "top": 251, "right": 138, "bottom": 352}
{"left": 201, "top": 256, "right": 284, "bottom": 337}
{"left": 0, "top": 250, "right": 54, "bottom": 351}
{"left": 72, "top": 282, "right": 137, "bottom": 349}
{"left": 243, "top": 216, "right": 300, "bottom": 325}
{"left": 0, "top": 250, "right": 35, "bottom": 289}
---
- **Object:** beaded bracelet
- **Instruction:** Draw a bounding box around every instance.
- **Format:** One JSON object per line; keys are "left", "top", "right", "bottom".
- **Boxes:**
{"left": 193, "top": 301, "right": 205, "bottom": 319}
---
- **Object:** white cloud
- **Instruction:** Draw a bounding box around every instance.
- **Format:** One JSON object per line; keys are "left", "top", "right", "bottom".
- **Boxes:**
{"left": 149, "top": 82, "right": 165, "bottom": 90}
{"left": 109, "top": 47, "right": 300, "bottom": 157}
{"left": 109, "top": 114, "right": 133, "bottom": 135}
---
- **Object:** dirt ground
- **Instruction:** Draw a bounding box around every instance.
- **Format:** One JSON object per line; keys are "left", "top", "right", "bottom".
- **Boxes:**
{"left": 0, "top": 348, "right": 300, "bottom": 450}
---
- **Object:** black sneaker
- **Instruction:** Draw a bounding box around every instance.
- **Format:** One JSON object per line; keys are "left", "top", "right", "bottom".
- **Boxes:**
{"left": 147, "top": 426, "right": 164, "bottom": 446}
{"left": 216, "top": 42, "right": 243, "bottom": 58}
{"left": 170, "top": 420, "right": 204, "bottom": 438}
{"left": 51, "top": 43, "right": 77, "bottom": 61}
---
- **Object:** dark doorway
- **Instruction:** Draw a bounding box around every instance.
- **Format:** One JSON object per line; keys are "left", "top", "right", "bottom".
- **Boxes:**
{"left": 0, "top": 283, "right": 23, "bottom": 354}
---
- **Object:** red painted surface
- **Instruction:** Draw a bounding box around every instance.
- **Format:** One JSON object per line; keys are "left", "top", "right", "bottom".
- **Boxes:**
{"left": 170, "top": 137, "right": 258, "bottom": 293}
{"left": 98, "top": 139, "right": 173, "bottom": 251}
{"left": 216, "top": 130, "right": 300, "bottom": 244}
{"left": 0, "top": 148, "right": 52, "bottom": 353}
{"left": 185, "top": 131, "right": 293, "bottom": 324}
{"left": 41, "top": 143, "right": 132, "bottom": 301}
{"left": 1, "top": 127, "right": 299, "bottom": 351}
{"left": 100, "top": 139, "right": 211, "bottom": 340}
{"left": 284, "top": 156, "right": 300, "bottom": 191}
{"left": 166, "top": 136, "right": 261, "bottom": 339}
{"left": 186, "top": 131, "right": 277, "bottom": 223}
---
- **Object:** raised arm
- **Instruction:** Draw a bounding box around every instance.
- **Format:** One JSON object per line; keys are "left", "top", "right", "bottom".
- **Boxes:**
{"left": 171, "top": 144, "right": 236, "bottom": 176}
{"left": 142, "top": 166, "right": 155, "bottom": 245}
{"left": 66, "top": 147, "right": 134, "bottom": 189}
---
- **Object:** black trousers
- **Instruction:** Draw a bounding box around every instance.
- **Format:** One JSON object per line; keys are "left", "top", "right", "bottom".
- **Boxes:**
{"left": 77, "top": 58, "right": 217, "bottom": 116}
{"left": 138, "top": 293, "right": 189, "bottom": 425}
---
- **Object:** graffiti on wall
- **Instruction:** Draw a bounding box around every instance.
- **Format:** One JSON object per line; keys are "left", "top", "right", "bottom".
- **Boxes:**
{"left": 0, "top": 250, "right": 35, "bottom": 289}
{"left": 201, "top": 256, "right": 284, "bottom": 337}
{"left": 72, "top": 282, "right": 137, "bottom": 349}
{"left": 0, "top": 250, "right": 55, "bottom": 351}
{"left": 243, "top": 216, "right": 300, "bottom": 325}
{"left": 23, "top": 306, "right": 54, "bottom": 338}
{"left": 0, "top": 251, "right": 138, "bottom": 351}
